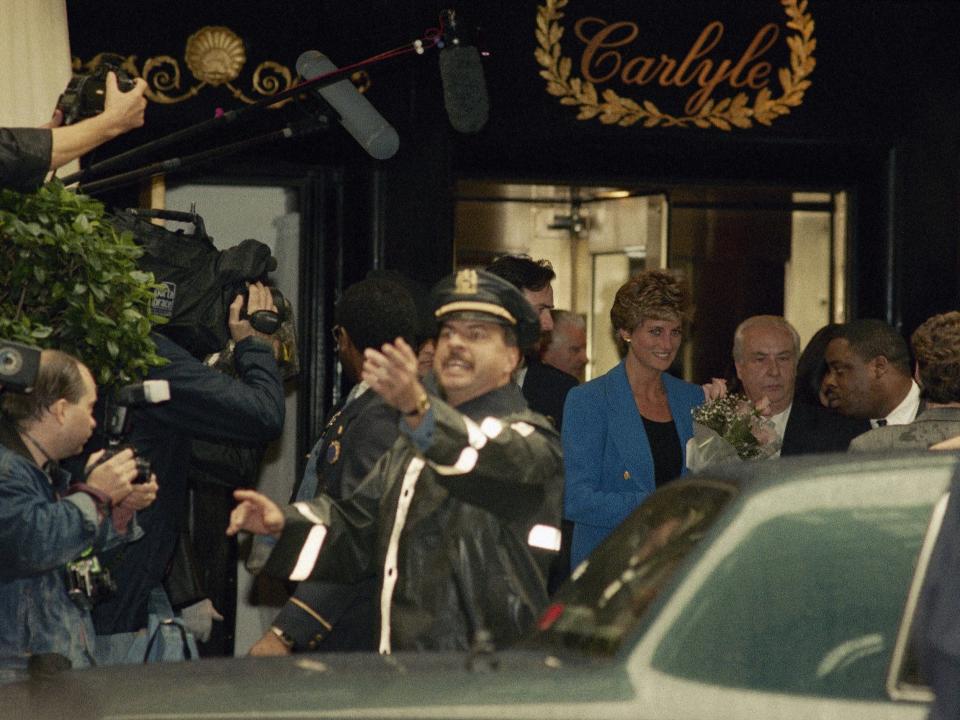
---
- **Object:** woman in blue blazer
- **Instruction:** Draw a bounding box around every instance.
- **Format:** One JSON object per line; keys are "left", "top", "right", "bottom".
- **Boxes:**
{"left": 562, "top": 271, "right": 705, "bottom": 570}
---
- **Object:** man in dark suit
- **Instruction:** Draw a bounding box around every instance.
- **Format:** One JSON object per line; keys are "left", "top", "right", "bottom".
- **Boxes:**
{"left": 485, "top": 255, "right": 577, "bottom": 592}
{"left": 850, "top": 312, "right": 960, "bottom": 451}
{"left": 824, "top": 319, "right": 921, "bottom": 430}
{"left": 249, "top": 277, "right": 419, "bottom": 655}
{"left": 485, "top": 255, "right": 578, "bottom": 431}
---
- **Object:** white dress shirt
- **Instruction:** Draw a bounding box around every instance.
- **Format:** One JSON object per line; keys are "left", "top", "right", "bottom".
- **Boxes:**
{"left": 872, "top": 380, "right": 921, "bottom": 428}
{"left": 767, "top": 404, "right": 792, "bottom": 458}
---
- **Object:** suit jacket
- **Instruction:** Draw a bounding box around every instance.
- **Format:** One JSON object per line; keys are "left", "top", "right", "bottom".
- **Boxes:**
{"left": 781, "top": 401, "right": 871, "bottom": 456}
{"left": 522, "top": 359, "right": 579, "bottom": 430}
{"left": 562, "top": 361, "right": 704, "bottom": 569}
{"left": 848, "top": 406, "right": 960, "bottom": 452}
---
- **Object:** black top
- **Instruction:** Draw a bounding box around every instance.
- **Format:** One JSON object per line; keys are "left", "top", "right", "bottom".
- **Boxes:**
{"left": 641, "top": 416, "right": 682, "bottom": 488}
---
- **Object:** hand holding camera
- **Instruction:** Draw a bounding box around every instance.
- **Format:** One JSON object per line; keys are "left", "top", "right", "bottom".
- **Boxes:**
{"left": 44, "top": 63, "right": 148, "bottom": 172}
{"left": 118, "top": 472, "right": 159, "bottom": 511}
{"left": 229, "top": 281, "right": 280, "bottom": 345}
{"left": 56, "top": 61, "right": 147, "bottom": 130}
{"left": 99, "top": 70, "right": 148, "bottom": 135}
{"left": 84, "top": 447, "right": 139, "bottom": 506}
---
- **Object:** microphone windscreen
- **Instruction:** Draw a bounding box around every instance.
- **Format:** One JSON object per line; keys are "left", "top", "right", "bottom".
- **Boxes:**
{"left": 296, "top": 51, "right": 400, "bottom": 160}
{"left": 439, "top": 45, "right": 490, "bottom": 134}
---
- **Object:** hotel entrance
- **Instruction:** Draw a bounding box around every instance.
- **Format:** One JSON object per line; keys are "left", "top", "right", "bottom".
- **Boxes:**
{"left": 454, "top": 180, "right": 847, "bottom": 384}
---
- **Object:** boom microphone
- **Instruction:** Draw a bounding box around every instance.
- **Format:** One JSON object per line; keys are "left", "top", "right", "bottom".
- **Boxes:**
{"left": 438, "top": 9, "right": 490, "bottom": 134}
{"left": 296, "top": 51, "right": 400, "bottom": 160}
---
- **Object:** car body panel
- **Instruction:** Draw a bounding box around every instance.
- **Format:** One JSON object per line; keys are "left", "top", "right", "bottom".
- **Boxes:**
{"left": 1, "top": 450, "right": 953, "bottom": 720}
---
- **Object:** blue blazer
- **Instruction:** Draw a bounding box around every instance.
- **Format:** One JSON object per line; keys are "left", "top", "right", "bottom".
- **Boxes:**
{"left": 562, "top": 361, "right": 704, "bottom": 569}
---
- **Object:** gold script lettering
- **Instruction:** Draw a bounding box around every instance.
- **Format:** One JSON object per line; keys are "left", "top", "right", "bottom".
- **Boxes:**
{"left": 574, "top": 17, "right": 638, "bottom": 84}
{"left": 728, "top": 23, "right": 779, "bottom": 88}
{"left": 574, "top": 17, "right": 782, "bottom": 116}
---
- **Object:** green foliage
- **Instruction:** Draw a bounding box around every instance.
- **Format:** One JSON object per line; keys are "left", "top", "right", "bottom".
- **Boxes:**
{"left": 0, "top": 180, "right": 166, "bottom": 387}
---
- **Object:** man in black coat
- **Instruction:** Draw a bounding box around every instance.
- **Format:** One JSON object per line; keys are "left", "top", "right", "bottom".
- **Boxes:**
{"left": 91, "top": 283, "right": 285, "bottom": 662}
{"left": 485, "top": 255, "right": 578, "bottom": 431}
{"left": 228, "top": 270, "right": 564, "bottom": 653}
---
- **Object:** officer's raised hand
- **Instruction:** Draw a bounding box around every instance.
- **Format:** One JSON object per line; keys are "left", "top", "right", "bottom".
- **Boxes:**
{"left": 362, "top": 338, "right": 430, "bottom": 426}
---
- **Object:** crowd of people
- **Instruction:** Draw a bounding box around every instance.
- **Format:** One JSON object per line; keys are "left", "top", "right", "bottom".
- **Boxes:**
{"left": 1, "top": 67, "right": 958, "bottom": 720}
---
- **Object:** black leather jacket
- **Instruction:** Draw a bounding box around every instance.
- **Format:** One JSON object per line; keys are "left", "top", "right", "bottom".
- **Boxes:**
{"left": 264, "top": 383, "right": 563, "bottom": 653}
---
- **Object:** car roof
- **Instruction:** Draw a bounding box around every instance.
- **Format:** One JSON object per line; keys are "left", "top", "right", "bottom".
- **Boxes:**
{"left": 688, "top": 448, "right": 960, "bottom": 495}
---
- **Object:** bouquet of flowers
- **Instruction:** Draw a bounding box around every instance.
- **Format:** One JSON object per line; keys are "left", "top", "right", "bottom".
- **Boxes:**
{"left": 686, "top": 393, "right": 781, "bottom": 471}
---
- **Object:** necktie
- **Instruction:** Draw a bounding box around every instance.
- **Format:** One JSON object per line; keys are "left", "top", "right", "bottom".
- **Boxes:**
{"left": 876, "top": 418, "right": 888, "bottom": 427}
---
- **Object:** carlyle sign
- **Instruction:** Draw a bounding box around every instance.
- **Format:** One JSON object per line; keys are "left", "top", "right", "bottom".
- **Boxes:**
{"left": 536, "top": 0, "right": 816, "bottom": 130}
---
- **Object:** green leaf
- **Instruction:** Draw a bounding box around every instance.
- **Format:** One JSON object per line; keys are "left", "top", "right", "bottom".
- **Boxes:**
{"left": 0, "top": 179, "right": 165, "bottom": 389}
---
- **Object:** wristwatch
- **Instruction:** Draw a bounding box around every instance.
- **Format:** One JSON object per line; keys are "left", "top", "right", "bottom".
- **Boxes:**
{"left": 404, "top": 392, "right": 431, "bottom": 417}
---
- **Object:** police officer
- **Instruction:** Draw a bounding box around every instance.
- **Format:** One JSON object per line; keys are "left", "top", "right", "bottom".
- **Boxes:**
{"left": 229, "top": 269, "right": 564, "bottom": 653}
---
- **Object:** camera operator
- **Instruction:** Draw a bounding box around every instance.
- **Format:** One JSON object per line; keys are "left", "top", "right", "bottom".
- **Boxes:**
{"left": 0, "top": 350, "right": 157, "bottom": 684}
{"left": 90, "top": 281, "right": 284, "bottom": 665}
{"left": 1, "top": 71, "right": 147, "bottom": 192}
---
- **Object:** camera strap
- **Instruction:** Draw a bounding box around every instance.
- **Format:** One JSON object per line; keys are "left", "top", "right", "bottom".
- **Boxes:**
{"left": 20, "top": 431, "right": 70, "bottom": 490}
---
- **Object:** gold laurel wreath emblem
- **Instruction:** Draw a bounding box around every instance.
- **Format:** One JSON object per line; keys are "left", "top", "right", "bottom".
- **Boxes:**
{"left": 536, "top": 0, "right": 816, "bottom": 130}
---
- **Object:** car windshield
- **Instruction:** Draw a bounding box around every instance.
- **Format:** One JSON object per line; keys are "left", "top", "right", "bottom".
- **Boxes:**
{"left": 651, "top": 504, "right": 931, "bottom": 699}
{"left": 532, "top": 480, "right": 736, "bottom": 656}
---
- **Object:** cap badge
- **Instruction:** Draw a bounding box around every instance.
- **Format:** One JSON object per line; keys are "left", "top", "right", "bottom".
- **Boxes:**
{"left": 454, "top": 269, "right": 479, "bottom": 295}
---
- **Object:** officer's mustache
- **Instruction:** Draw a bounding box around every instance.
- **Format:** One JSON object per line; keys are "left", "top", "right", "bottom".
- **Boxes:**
{"left": 441, "top": 350, "right": 472, "bottom": 367}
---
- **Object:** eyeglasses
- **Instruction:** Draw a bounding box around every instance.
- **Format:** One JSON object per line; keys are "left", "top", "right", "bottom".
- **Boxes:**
{"left": 331, "top": 325, "right": 343, "bottom": 349}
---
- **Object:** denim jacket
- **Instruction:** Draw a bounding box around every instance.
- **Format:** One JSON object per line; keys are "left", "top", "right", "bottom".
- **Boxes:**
{"left": 0, "top": 424, "right": 142, "bottom": 684}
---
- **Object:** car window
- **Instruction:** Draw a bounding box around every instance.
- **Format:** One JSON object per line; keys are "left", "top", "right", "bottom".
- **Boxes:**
{"left": 532, "top": 480, "right": 736, "bottom": 656}
{"left": 650, "top": 505, "right": 933, "bottom": 700}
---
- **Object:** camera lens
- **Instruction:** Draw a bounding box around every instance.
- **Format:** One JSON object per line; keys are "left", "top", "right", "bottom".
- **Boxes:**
{"left": 0, "top": 347, "right": 23, "bottom": 377}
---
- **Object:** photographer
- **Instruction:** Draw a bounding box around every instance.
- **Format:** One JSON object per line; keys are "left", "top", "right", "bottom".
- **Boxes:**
{"left": 0, "top": 350, "right": 157, "bottom": 684}
{"left": 1, "top": 71, "right": 147, "bottom": 192}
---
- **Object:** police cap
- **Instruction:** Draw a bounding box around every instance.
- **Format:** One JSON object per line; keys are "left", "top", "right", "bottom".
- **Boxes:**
{"left": 431, "top": 269, "right": 541, "bottom": 350}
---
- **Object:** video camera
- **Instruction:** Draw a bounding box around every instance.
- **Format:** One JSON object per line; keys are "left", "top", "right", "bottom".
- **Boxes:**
{"left": 239, "top": 284, "right": 286, "bottom": 335}
{"left": 0, "top": 339, "right": 41, "bottom": 393}
{"left": 56, "top": 58, "right": 137, "bottom": 126}
{"left": 90, "top": 380, "right": 170, "bottom": 484}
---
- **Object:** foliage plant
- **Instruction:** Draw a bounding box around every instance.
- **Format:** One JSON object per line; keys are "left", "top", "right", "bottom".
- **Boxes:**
{"left": 0, "top": 180, "right": 165, "bottom": 387}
